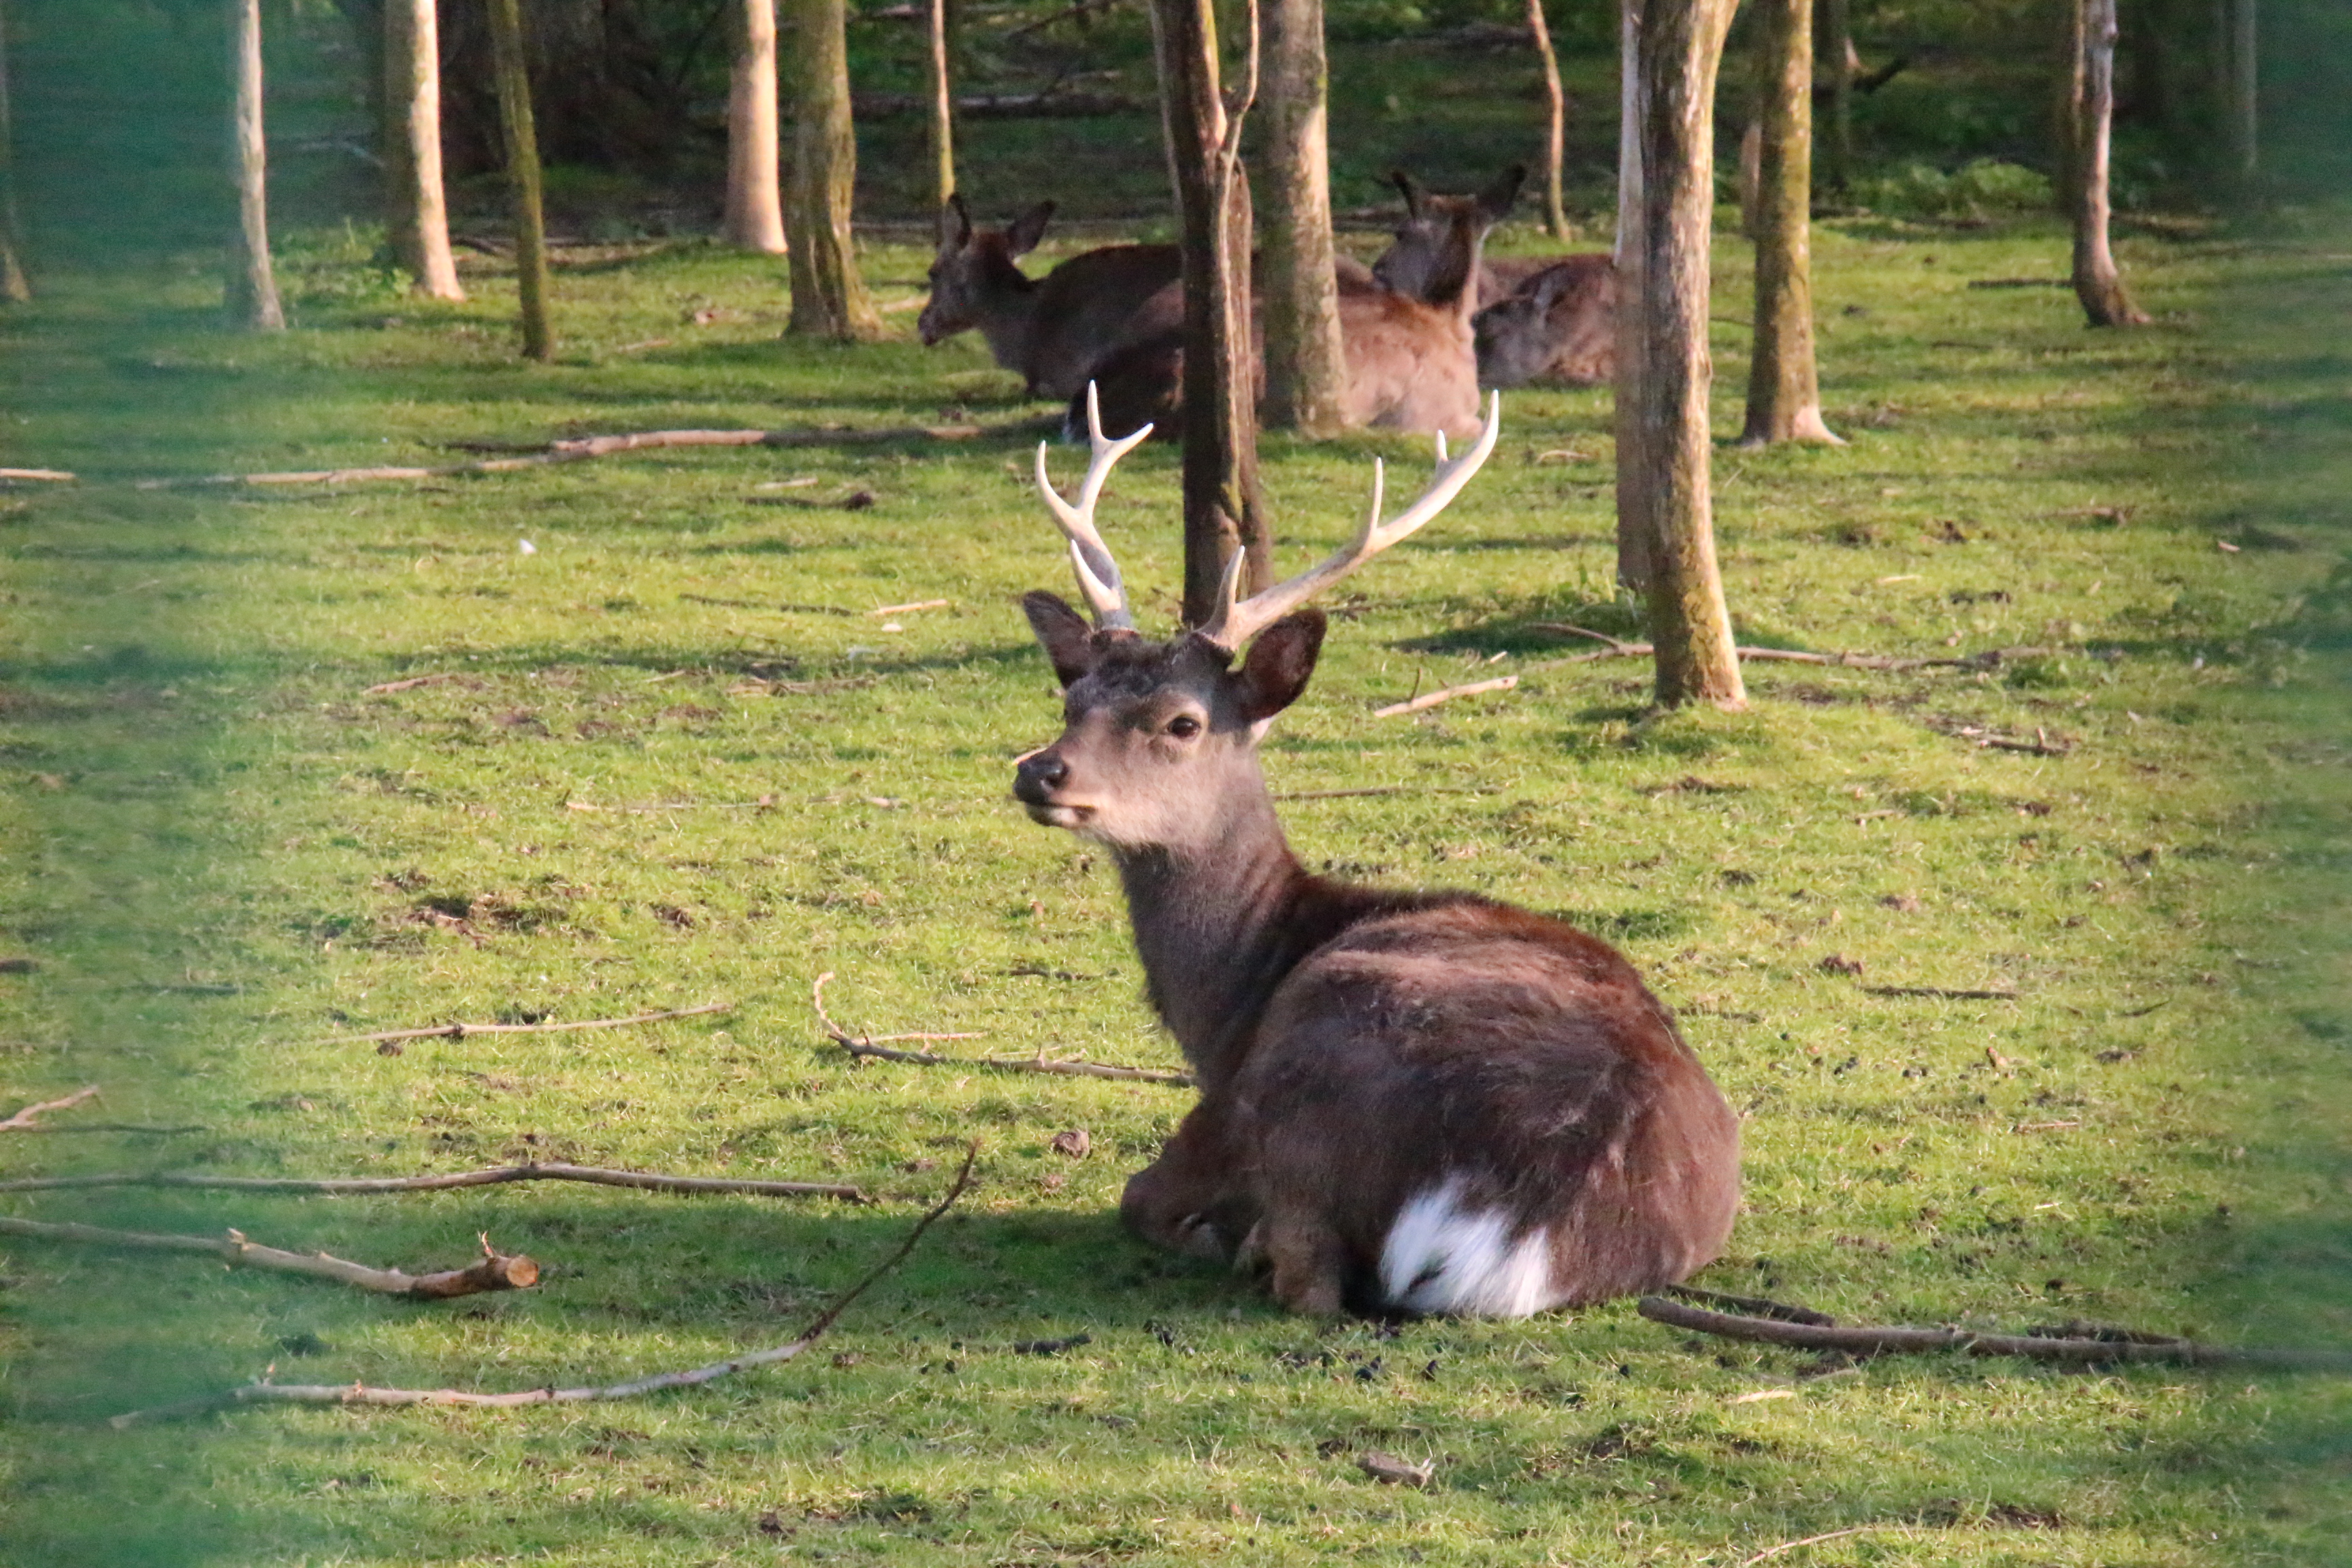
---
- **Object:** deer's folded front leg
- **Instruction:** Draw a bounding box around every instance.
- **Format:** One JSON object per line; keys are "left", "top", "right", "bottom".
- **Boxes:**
{"left": 1118, "top": 1099, "right": 1257, "bottom": 1264}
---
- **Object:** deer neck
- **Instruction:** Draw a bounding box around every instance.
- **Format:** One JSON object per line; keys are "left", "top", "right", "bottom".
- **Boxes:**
{"left": 971, "top": 267, "right": 1043, "bottom": 375}
{"left": 1109, "top": 779, "right": 1322, "bottom": 1089}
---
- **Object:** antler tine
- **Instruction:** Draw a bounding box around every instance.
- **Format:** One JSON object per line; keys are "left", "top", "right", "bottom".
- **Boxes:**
{"left": 1033, "top": 383, "right": 1152, "bottom": 630}
{"left": 1199, "top": 391, "right": 1501, "bottom": 651}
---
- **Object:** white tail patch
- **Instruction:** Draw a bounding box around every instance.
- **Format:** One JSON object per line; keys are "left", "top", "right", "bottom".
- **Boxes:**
{"left": 1379, "top": 1178, "right": 1556, "bottom": 1318}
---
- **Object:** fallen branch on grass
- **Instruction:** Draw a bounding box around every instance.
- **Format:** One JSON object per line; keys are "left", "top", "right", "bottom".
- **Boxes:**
{"left": 322, "top": 1000, "right": 731, "bottom": 1045}
{"left": 105, "top": 1147, "right": 977, "bottom": 1427}
{"left": 0, "top": 1085, "right": 99, "bottom": 1130}
{"left": 813, "top": 973, "right": 1193, "bottom": 1087}
{"left": 1637, "top": 1294, "right": 2352, "bottom": 1370}
{"left": 1740, "top": 1524, "right": 1916, "bottom": 1567}
{"left": 1927, "top": 720, "right": 2072, "bottom": 755}
{"left": 1529, "top": 625, "right": 2055, "bottom": 674}
{"left": 1372, "top": 675, "right": 1518, "bottom": 718}
{"left": 129, "top": 423, "right": 998, "bottom": 490}
{"left": 0, "top": 1218, "right": 537, "bottom": 1298}
{"left": 1861, "top": 985, "right": 2019, "bottom": 1001}
{"left": 0, "top": 468, "right": 76, "bottom": 483}
{"left": 0, "top": 1162, "right": 865, "bottom": 1202}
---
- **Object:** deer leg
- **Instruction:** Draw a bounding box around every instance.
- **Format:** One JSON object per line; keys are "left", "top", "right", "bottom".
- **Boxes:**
{"left": 1261, "top": 1209, "right": 1349, "bottom": 1317}
{"left": 1119, "top": 1102, "right": 1254, "bottom": 1263}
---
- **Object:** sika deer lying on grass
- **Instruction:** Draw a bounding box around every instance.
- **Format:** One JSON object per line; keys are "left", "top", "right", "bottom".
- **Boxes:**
{"left": 1012, "top": 391, "right": 1741, "bottom": 1317}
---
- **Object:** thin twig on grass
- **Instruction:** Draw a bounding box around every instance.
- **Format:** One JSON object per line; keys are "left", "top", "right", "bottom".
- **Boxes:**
{"left": 1860, "top": 985, "right": 2019, "bottom": 1001}
{"left": 1273, "top": 785, "right": 1492, "bottom": 800}
{"left": 0, "top": 468, "right": 76, "bottom": 483}
{"left": 1526, "top": 624, "right": 2056, "bottom": 675}
{"left": 105, "top": 1147, "right": 978, "bottom": 1427}
{"left": 11, "top": 1123, "right": 210, "bottom": 1136}
{"left": 0, "top": 1163, "right": 866, "bottom": 1202}
{"left": 322, "top": 1000, "right": 730, "bottom": 1045}
{"left": 1637, "top": 1295, "right": 2352, "bottom": 1369}
{"left": 362, "top": 673, "right": 474, "bottom": 694}
{"left": 1665, "top": 1284, "right": 1835, "bottom": 1326}
{"left": 868, "top": 599, "right": 950, "bottom": 617}
{"left": 813, "top": 973, "right": 1193, "bottom": 1086}
{"left": 0, "top": 1085, "right": 99, "bottom": 1130}
{"left": 0, "top": 1218, "right": 537, "bottom": 1298}
{"left": 1372, "top": 675, "right": 1518, "bottom": 718}
{"left": 1740, "top": 1524, "right": 1915, "bottom": 1566}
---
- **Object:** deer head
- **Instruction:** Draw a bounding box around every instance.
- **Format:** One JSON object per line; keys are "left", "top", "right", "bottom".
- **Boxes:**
{"left": 1370, "top": 165, "right": 1526, "bottom": 305}
{"left": 917, "top": 195, "right": 1056, "bottom": 346}
{"left": 1013, "top": 387, "right": 1502, "bottom": 853}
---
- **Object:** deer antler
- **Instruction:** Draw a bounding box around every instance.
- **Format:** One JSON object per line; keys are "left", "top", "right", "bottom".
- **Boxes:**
{"left": 1034, "top": 384, "right": 1152, "bottom": 631}
{"left": 1198, "top": 391, "right": 1501, "bottom": 652}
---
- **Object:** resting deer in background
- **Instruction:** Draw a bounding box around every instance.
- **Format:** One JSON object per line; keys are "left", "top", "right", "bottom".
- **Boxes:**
{"left": 1012, "top": 390, "right": 1741, "bottom": 1317}
{"left": 917, "top": 197, "right": 1183, "bottom": 400}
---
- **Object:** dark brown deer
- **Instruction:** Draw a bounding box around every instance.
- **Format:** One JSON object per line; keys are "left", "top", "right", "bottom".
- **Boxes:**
{"left": 1471, "top": 253, "right": 1616, "bottom": 387}
{"left": 1074, "top": 178, "right": 1499, "bottom": 443}
{"left": 1369, "top": 167, "right": 1538, "bottom": 308}
{"left": 917, "top": 197, "right": 1183, "bottom": 400}
{"left": 1011, "top": 391, "right": 1742, "bottom": 1317}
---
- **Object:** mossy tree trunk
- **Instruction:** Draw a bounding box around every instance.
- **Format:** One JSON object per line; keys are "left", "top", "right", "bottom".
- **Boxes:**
{"left": 1740, "top": 0, "right": 1838, "bottom": 445}
{"left": 0, "top": 0, "right": 29, "bottom": 304}
{"left": 1612, "top": 0, "right": 1648, "bottom": 591}
{"left": 2067, "top": 0, "right": 2147, "bottom": 327}
{"left": 1618, "top": 0, "right": 1745, "bottom": 710}
{"left": 784, "top": 0, "right": 879, "bottom": 338}
{"left": 485, "top": 0, "right": 553, "bottom": 357}
{"left": 385, "top": 0, "right": 466, "bottom": 299}
{"left": 1262, "top": 0, "right": 1346, "bottom": 435}
{"left": 225, "top": 0, "right": 284, "bottom": 329}
{"left": 1151, "top": 0, "right": 1267, "bottom": 619}
{"left": 927, "top": 0, "right": 955, "bottom": 211}
{"left": 723, "top": 0, "right": 788, "bottom": 252}
{"left": 1528, "top": 0, "right": 1571, "bottom": 240}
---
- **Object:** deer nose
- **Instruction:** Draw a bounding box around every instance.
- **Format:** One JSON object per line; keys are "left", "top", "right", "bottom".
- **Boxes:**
{"left": 1014, "top": 751, "right": 1069, "bottom": 802}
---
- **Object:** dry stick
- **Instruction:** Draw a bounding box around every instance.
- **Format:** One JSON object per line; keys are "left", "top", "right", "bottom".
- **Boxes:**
{"left": 322, "top": 1000, "right": 730, "bottom": 1046}
{"left": 1531, "top": 623, "right": 2055, "bottom": 674}
{"left": 0, "top": 1216, "right": 537, "bottom": 1298}
{"left": 131, "top": 424, "right": 994, "bottom": 490}
{"left": 0, "top": 466, "right": 74, "bottom": 483}
{"left": 0, "top": 1163, "right": 864, "bottom": 1202}
{"left": 1740, "top": 1524, "right": 1914, "bottom": 1567}
{"left": 1372, "top": 675, "right": 1518, "bottom": 719}
{"left": 0, "top": 1085, "right": 99, "bottom": 1130}
{"left": 1861, "top": 985, "right": 2019, "bottom": 1001}
{"left": 813, "top": 973, "right": 1193, "bottom": 1087}
{"left": 1637, "top": 1295, "right": 2352, "bottom": 1371}
{"left": 106, "top": 1147, "right": 977, "bottom": 1428}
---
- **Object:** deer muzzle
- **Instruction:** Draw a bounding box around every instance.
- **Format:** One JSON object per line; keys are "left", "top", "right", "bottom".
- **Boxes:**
{"left": 1012, "top": 749, "right": 1088, "bottom": 827}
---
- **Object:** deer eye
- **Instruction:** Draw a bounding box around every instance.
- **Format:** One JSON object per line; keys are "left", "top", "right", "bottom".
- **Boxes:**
{"left": 1164, "top": 715, "right": 1203, "bottom": 740}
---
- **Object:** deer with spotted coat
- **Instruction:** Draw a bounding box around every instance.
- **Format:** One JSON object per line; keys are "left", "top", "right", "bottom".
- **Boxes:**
{"left": 1012, "top": 390, "right": 1741, "bottom": 1317}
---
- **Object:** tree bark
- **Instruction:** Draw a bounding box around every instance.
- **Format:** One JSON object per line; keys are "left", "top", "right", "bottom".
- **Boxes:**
{"left": 784, "top": 0, "right": 880, "bottom": 338}
{"left": 1612, "top": 0, "right": 1650, "bottom": 591}
{"left": 723, "top": 0, "right": 789, "bottom": 252}
{"left": 485, "top": 0, "right": 553, "bottom": 358}
{"left": 1740, "top": 0, "right": 1838, "bottom": 444}
{"left": 1819, "top": 0, "right": 1851, "bottom": 192}
{"left": 384, "top": 0, "right": 466, "bottom": 299}
{"left": 927, "top": 0, "right": 956, "bottom": 210}
{"left": 1621, "top": 0, "right": 1745, "bottom": 710}
{"left": 0, "top": 0, "right": 29, "bottom": 303}
{"left": 2068, "top": 0, "right": 2148, "bottom": 327}
{"left": 2053, "top": 0, "right": 2085, "bottom": 213}
{"left": 225, "top": 0, "right": 284, "bottom": 329}
{"left": 1261, "top": 0, "right": 1346, "bottom": 435}
{"left": 1151, "top": 0, "right": 1267, "bottom": 620}
{"left": 1528, "top": 0, "right": 1571, "bottom": 240}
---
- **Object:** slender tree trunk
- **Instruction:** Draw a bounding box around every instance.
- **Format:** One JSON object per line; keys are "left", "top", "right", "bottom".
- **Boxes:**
{"left": 1262, "top": 0, "right": 1346, "bottom": 435}
{"left": 384, "top": 0, "right": 465, "bottom": 299}
{"left": 1735, "top": 116, "right": 1761, "bottom": 238}
{"left": 723, "top": 0, "right": 788, "bottom": 252}
{"left": 1819, "top": 0, "right": 1851, "bottom": 192}
{"left": 927, "top": 0, "right": 956, "bottom": 210}
{"left": 2053, "top": 0, "right": 2086, "bottom": 213}
{"left": 485, "top": 0, "right": 553, "bottom": 357}
{"left": 784, "top": 0, "right": 879, "bottom": 338}
{"left": 0, "top": 0, "right": 29, "bottom": 304}
{"left": 2068, "top": 0, "right": 2148, "bottom": 327}
{"left": 1612, "top": 0, "right": 1650, "bottom": 591}
{"left": 225, "top": 0, "right": 284, "bottom": 329}
{"left": 1528, "top": 0, "right": 1571, "bottom": 240}
{"left": 1740, "top": 0, "right": 1838, "bottom": 445}
{"left": 1623, "top": 0, "right": 1744, "bottom": 710}
{"left": 1152, "top": 0, "right": 1267, "bottom": 619}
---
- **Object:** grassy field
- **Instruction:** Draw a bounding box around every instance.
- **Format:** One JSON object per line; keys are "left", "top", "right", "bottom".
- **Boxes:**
{"left": 2, "top": 203, "right": 2347, "bottom": 1567}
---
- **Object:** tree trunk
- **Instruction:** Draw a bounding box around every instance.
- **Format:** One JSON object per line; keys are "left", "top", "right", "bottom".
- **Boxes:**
{"left": 385, "top": 0, "right": 466, "bottom": 299}
{"left": 784, "top": 0, "right": 879, "bottom": 339}
{"left": 1261, "top": 0, "right": 1346, "bottom": 436}
{"left": 1612, "top": 0, "right": 1650, "bottom": 591}
{"left": 2053, "top": 0, "right": 2085, "bottom": 213}
{"left": 1819, "top": 0, "right": 1851, "bottom": 192}
{"left": 485, "top": 0, "right": 553, "bottom": 358}
{"left": 1740, "top": 0, "right": 1838, "bottom": 445}
{"left": 1151, "top": 0, "right": 1267, "bottom": 620}
{"left": 1622, "top": 0, "right": 1744, "bottom": 710}
{"left": 2068, "top": 0, "right": 2148, "bottom": 327}
{"left": 225, "top": 0, "right": 284, "bottom": 329}
{"left": 723, "top": 0, "right": 788, "bottom": 252}
{"left": 0, "top": 0, "right": 29, "bottom": 304}
{"left": 1528, "top": 0, "right": 1571, "bottom": 240}
{"left": 927, "top": 0, "right": 956, "bottom": 210}
{"left": 2227, "top": 0, "right": 2256, "bottom": 180}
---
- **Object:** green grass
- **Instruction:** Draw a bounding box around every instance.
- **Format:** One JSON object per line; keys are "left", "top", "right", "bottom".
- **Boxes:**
{"left": 1, "top": 210, "right": 2347, "bottom": 1567}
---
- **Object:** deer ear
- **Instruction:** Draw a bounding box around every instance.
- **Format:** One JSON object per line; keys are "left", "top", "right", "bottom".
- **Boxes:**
{"left": 1390, "top": 170, "right": 1424, "bottom": 219}
{"left": 1007, "top": 201, "right": 1056, "bottom": 258}
{"left": 1477, "top": 164, "right": 1529, "bottom": 224}
{"left": 944, "top": 193, "right": 973, "bottom": 248}
{"left": 1233, "top": 611, "right": 1326, "bottom": 723}
{"left": 1024, "top": 591, "right": 1098, "bottom": 687}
